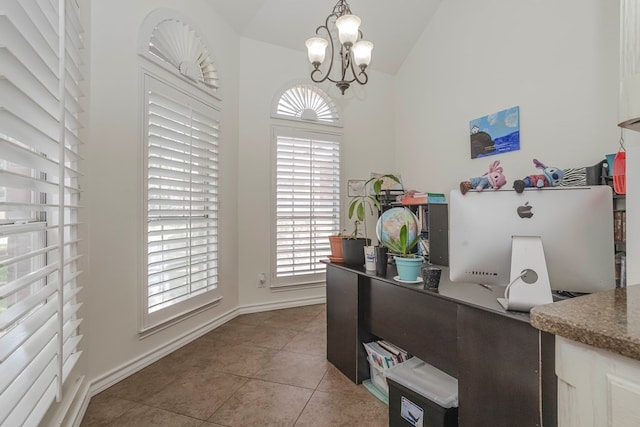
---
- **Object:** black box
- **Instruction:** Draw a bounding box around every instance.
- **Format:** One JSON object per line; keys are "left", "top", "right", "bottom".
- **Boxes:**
{"left": 388, "top": 377, "right": 458, "bottom": 427}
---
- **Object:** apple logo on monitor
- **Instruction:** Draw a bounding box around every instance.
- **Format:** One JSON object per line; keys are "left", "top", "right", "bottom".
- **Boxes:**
{"left": 517, "top": 202, "right": 533, "bottom": 218}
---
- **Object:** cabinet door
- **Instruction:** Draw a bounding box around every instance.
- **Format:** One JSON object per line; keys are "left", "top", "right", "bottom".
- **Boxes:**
{"left": 363, "top": 278, "right": 458, "bottom": 377}
{"left": 326, "top": 265, "right": 360, "bottom": 383}
{"left": 457, "top": 305, "right": 556, "bottom": 427}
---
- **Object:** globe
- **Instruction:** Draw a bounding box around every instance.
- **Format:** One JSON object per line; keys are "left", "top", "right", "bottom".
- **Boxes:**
{"left": 376, "top": 207, "right": 420, "bottom": 252}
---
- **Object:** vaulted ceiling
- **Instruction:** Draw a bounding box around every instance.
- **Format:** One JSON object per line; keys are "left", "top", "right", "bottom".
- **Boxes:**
{"left": 207, "top": 0, "right": 443, "bottom": 75}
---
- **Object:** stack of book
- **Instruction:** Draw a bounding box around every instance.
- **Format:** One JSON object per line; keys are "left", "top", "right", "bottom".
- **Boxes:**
{"left": 363, "top": 340, "right": 412, "bottom": 402}
{"left": 364, "top": 340, "right": 411, "bottom": 369}
{"left": 401, "top": 192, "right": 447, "bottom": 205}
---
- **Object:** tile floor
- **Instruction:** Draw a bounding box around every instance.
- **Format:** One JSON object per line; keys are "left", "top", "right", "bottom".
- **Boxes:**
{"left": 80, "top": 304, "right": 388, "bottom": 426}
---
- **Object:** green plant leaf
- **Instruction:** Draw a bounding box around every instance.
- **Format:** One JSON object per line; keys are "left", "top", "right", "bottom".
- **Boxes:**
{"left": 356, "top": 203, "right": 365, "bottom": 221}
{"left": 348, "top": 199, "right": 357, "bottom": 219}
{"left": 399, "top": 225, "right": 408, "bottom": 255}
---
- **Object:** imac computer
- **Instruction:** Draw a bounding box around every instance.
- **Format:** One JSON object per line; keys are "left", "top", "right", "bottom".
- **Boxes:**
{"left": 449, "top": 186, "right": 615, "bottom": 312}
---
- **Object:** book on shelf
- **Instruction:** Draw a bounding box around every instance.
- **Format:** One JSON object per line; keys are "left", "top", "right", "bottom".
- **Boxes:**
{"left": 401, "top": 192, "right": 447, "bottom": 205}
{"left": 614, "top": 210, "right": 626, "bottom": 242}
{"left": 363, "top": 340, "right": 412, "bottom": 369}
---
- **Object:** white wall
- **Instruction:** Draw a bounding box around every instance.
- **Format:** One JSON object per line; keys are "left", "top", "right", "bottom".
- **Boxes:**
{"left": 394, "top": 0, "right": 638, "bottom": 283}
{"left": 395, "top": 0, "right": 620, "bottom": 192}
{"left": 84, "top": 0, "right": 240, "bottom": 383}
{"left": 237, "top": 38, "right": 397, "bottom": 306}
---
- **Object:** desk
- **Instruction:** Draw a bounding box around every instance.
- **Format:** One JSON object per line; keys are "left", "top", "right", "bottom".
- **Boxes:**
{"left": 325, "top": 261, "right": 556, "bottom": 427}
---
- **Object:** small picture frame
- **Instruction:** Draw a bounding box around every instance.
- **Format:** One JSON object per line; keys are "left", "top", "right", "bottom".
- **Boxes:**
{"left": 347, "top": 180, "right": 366, "bottom": 197}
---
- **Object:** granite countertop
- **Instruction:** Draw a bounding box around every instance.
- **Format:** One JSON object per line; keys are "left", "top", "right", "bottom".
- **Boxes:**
{"left": 530, "top": 286, "right": 640, "bottom": 361}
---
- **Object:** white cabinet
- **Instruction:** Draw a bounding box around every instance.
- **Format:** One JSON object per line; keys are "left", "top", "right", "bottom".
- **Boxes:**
{"left": 556, "top": 336, "right": 640, "bottom": 427}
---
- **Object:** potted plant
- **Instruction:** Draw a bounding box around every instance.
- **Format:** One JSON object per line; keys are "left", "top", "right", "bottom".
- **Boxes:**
{"left": 343, "top": 174, "right": 401, "bottom": 268}
{"left": 380, "top": 208, "right": 423, "bottom": 282}
{"left": 328, "top": 229, "right": 346, "bottom": 262}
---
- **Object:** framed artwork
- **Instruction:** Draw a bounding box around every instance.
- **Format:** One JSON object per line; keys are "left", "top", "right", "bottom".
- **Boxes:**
{"left": 469, "top": 106, "right": 520, "bottom": 159}
{"left": 347, "top": 180, "right": 366, "bottom": 197}
{"left": 369, "top": 172, "right": 403, "bottom": 193}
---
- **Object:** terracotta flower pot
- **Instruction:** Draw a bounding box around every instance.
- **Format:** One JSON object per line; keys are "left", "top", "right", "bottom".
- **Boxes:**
{"left": 328, "top": 235, "right": 345, "bottom": 262}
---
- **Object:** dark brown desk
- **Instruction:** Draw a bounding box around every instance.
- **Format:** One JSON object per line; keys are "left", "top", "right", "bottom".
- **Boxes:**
{"left": 325, "top": 261, "right": 556, "bottom": 427}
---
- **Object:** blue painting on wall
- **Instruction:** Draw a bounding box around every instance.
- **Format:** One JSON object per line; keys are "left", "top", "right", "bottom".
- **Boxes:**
{"left": 469, "top": 106, "right": 520, "bottom": 159}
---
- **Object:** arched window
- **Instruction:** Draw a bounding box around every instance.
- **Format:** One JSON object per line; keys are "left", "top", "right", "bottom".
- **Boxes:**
{"left": 139, "top": 9, "right": 221, "bottom": 331}
{"left": 139, "top": 9, "right": 219, "bottom": 92}
{"left": 273, "top": 83, "right": 341, "bottom": 126}
{"left": 271, "top": 84, "right": 342, "bottom": 288}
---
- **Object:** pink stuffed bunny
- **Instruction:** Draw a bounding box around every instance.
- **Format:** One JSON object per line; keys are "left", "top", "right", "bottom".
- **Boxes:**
{"left": 460, "top": 160, "right": 507, "bottom": 195}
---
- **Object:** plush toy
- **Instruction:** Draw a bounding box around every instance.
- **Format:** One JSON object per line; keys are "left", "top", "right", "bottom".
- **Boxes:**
{"left": 513, "top": 159, "right": 564, "bottom": 193}
{"left": 459, "top": 160, "right": 507, "bottom": 195}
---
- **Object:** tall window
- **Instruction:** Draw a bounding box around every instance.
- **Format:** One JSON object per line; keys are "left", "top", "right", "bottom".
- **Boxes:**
{"left": 0, "top": 1, "right": 84, "bottom": 425}
{"left": 272, "top": 84, "right": 341, "bottom": 288}
{"left": 139, "top": 11, "right": 221, "bottom": 330}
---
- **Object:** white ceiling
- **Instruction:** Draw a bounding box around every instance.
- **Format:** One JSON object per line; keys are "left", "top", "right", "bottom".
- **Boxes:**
{"left": 207, "top": 0, "right": 443, "bottom": 75}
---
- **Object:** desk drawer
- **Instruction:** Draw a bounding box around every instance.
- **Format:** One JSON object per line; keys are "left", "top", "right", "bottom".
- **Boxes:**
{"left": 363, "top": 278, "right": 458, "bottom": 378}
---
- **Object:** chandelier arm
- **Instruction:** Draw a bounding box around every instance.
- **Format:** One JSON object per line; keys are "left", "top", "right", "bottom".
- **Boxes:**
{"left": 307, "top": 0, "right": 370, "bottom": 94}
{"left": 347, "top": 52, "right": 369, "bottom": 85}
{"left": 309, "top": 14, "right": 339, "bottom": 84}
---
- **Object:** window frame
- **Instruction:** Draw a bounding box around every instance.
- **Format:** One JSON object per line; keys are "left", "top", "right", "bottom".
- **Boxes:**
{"left": 139, "top": 71, "right": 222, "bottom": 333}
{"left": 270, "top": 124, "right": 342, "bottom": 289}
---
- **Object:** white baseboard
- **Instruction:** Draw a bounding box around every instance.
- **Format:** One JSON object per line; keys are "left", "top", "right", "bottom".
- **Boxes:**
{"left": 69, "top": 296, "right": 326, "bottom": 426}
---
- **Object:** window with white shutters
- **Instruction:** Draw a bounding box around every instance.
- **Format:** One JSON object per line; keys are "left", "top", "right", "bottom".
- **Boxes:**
{"left": 0, "top": 0, "right": 84, "bottom": 425}
{"left": 272, "top": 128, "right": 341, "bottom": 288}
{"left": 142, "top": 76, "right": 220, "bottom": 330}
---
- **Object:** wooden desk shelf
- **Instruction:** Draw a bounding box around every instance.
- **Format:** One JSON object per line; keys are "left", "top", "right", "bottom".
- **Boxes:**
{"left": 325, "top": 261, "right": 557, "bottom": 427}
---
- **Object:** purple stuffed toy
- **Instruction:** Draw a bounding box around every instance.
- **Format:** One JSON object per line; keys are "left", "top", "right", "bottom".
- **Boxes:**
{"left": 460, "top": 160, "right": 507, "bottom": 195}
{"left": 513, "top": 159, "right": 564, "bottom": 193}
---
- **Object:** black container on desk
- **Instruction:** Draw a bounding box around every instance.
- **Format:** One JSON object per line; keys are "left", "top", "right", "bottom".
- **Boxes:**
{"left": 386, "top": 357, "right": 458, "bottom": 427}
{"left": 375, "top": 246, "right": 388, "bottom": 276}
{"left": 388, "top": 377, "right": 458, "bottom": 427}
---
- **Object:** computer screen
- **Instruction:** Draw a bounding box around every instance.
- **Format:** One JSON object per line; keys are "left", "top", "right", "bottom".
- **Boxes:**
{"left": 449, "top": 186, "right": 615, "bottom": 297}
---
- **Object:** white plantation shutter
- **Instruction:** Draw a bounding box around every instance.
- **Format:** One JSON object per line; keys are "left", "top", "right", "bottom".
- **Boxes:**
{"left": 0, "top": 0, "right": 84, "bottom": 426}
{"left": 273, "top": 129, "right": 341, "bottom": 287}
{"left": 143, "top": 76, "right": 220, "bottom": 330}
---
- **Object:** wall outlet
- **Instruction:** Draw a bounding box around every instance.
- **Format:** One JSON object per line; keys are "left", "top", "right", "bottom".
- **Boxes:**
{"left": 258, "top": 272, "right": 267, "bottom": 287}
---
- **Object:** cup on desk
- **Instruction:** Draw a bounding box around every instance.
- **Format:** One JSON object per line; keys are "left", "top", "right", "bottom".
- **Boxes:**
{"left": 375, "top": 246, "right": 388, "bottom": 276}
{"left": 422, "top": 266, "right": 442, "bottom": 290}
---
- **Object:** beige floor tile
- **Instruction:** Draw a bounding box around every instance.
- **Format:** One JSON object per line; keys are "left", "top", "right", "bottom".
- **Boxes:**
{"left": 189, "top": 343, "right": 279, "bottom": 376}
{"left": 260, "top": 305, "right": 325, "bottom": 331}
{"left": 282, "top": 330, "right": 326, "bottom": 357}
{"left": 208, "top": 379, "right": 313, "bottom": 427}
{"left": 105, "top": 404, "right": 203, "bottom": 427}
{"left": 79, "top": 394, "right": 138, "bottom": 426}
{"left": 100, "top": 357, "right": 190, "bottom": 403}
{"left": 200, "top": 322, "right": 259, "bottom": 346}
{"left": 143, "top": 369, "right": 248, "bottom": 420}
{"left": 80, "top": 304, "right": 390, "bottom": 427}
{"left": 316, "top": 364, "right": 374, "bottom": 400}
{"left": 252, "top": 350, "right": 328, "bottom": 389}
{"left": 246, "top": 326, "right": 299, "bottom": 350}
{"left": 294, "top": 390, "right": 388, "bottom": 427}
{"left": 230, "top": 310, "right": 276, "bottom": 326}
{"left": 303, "top": 311, "right": 327, "bottom": 334}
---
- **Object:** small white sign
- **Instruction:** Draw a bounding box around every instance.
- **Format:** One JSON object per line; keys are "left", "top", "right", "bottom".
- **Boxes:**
{"left": 400, "top": 396, "right": 424, "bottom": 427}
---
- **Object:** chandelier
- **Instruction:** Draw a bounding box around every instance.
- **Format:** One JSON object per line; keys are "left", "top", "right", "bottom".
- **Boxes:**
{"left": 305, "top": 0, "right": 374, "bottom": 95}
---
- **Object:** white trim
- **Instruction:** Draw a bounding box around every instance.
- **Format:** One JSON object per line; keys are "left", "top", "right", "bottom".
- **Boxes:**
{"left": 138, "top": 8, "right": 221, "bottom": 98}
{"left": 271, "top": 80, "right": 343, "bottom": 128}
{"left": 139, "top": 72, "right": 222, "bottom": 331}
{"left": 66, "top": 297, "right": 326, "bottom": 426}
{"left": 270, "top": 126, "right": 342, "bottom": 288}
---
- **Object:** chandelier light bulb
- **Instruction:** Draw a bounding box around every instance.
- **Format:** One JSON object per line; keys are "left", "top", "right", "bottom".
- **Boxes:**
{"left": 352, "top": 40, "right": 373, "bottom": 68}
{"left": 335, "top": 14, "right": 361, "bottom": 46}
{"left": 306, "top": 0, "right": 372, "bottom": 95}
{"left": 305, "top": 37, "right": 329, "bottom": 65}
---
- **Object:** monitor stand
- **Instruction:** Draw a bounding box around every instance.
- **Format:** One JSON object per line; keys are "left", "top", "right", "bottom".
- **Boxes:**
{"left": 497, "top": 236, "right": 554, "bottom": 312}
